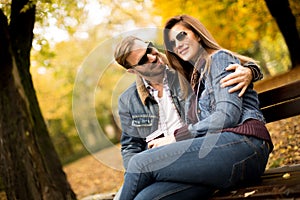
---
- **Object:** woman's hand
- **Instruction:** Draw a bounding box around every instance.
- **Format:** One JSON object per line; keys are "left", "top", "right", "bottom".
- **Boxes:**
{"left": 220, "top": 64, "right": 252, "bottom": 97}
{"left": 148, "top": 135, "right": 176, "bottom": 149}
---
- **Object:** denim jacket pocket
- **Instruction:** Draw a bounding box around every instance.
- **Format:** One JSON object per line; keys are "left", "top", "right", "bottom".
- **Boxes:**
{"left": 132, "top": 115, "right": 156, "bottom": 127}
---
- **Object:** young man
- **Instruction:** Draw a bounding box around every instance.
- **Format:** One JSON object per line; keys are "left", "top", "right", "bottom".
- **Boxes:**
{"left": 115, "top": 36, "right": 197, "bottom": 168}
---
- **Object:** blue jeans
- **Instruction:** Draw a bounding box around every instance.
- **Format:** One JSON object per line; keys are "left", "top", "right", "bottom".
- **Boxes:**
{"left": 115, "top": 183, "right": 215, "bottom": 200}
{"left": 119, "top": 132, "right": 270, "bottom": 200}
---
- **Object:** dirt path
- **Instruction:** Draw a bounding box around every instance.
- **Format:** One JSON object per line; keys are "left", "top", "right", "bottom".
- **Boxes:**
{"left": 63, "top": 145, "right": 124, "bottom": 199}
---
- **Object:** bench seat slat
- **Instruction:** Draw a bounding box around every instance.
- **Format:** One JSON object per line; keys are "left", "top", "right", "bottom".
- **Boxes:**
{"left": 211, "top": 164, "right": 300, "bottom": 199}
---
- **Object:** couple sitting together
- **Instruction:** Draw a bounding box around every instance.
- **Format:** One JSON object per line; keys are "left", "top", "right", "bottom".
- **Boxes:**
{"left": 113, "top": 14, "right": 273, "bottom": 200}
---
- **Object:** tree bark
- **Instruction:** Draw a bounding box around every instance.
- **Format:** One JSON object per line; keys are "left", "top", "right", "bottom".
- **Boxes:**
{"left": 264, "top": 0, "right": 300, "bottom": 68}
{"left": 0, "top": 0, "right": 76, "bottom": 199}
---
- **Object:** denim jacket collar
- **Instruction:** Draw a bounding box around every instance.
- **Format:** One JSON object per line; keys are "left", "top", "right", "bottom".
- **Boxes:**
{"left": 136, "top": 75, "right": 150, "bottom": 105}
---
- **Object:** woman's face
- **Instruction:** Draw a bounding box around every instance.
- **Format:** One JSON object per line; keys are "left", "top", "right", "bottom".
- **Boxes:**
{"left": 168, "top": 24, "right": 201, "bottom": 63}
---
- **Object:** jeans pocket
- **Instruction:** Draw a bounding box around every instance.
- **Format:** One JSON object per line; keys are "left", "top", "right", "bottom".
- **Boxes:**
{"left": 228, "top": 152, "right": 261, "bottom": 187}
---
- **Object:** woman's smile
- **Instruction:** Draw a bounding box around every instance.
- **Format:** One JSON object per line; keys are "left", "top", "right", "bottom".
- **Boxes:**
{"left": 178, "top": 45, "right": 189, "bottom": 56}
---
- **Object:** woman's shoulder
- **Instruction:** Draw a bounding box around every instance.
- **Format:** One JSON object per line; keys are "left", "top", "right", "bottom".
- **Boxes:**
{"left": 210, "top": 49, "right": 240, "bottom": 65}
{"left": 210, "top": 49, "right": 236, "bottom": 60}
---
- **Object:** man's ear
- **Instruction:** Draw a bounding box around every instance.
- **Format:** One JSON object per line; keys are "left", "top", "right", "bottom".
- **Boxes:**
{"left": 127, "top": 68, "right": 136, "bottom": 74}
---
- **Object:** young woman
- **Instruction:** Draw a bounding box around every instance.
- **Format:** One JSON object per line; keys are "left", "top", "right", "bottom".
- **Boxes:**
{"left": 118, "top": 15, "right": 273, "bottom": 200}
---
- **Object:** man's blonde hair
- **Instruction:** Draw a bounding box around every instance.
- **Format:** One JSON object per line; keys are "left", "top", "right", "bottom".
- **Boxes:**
{"left": 114, "top": 36, "right": 143, "bottom": 69}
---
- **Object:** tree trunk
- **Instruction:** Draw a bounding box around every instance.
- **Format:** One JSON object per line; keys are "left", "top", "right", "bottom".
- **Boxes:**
{"left": 264, "top": 0, "right": 300, "bottom": 68}
{"left": 0, "top": 1, "right": 76, "bottom": 199}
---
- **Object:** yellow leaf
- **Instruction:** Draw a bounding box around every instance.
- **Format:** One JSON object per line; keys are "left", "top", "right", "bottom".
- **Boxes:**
{"left": 244, "top": 190, "right": 256, "bottom": 197}
{"left": 282, "top": 173, "right": 291, "bottom": 179}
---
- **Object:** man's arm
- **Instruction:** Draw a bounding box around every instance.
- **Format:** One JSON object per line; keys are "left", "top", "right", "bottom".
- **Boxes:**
{"left": 220, "top": 63, "right": 263, "bottom": 97}
{"left": 244, "top": 62, "right": 264, "bottom": 82}
{"left": 120, "top": 132, "right": 146, "bottom": 169}
{"left": 118, "top": 93, "right": 147, "bottom": 169}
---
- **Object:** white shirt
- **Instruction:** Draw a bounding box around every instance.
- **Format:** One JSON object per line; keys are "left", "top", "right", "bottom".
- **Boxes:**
{"left": 143, "top": 70, "right": 184, "bottom": 138}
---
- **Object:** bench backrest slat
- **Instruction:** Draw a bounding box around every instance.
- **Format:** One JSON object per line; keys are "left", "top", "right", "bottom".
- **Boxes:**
{"left": 261, "top": 97, "right": 300, "bottom": 123}
{"left": 258, "top": 80, "right": 300, "bottom": 123}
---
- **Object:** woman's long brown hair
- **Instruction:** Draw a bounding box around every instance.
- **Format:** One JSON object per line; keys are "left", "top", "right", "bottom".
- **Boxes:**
{"left": 163, "top": 15, "right": 257, "bottom": 82}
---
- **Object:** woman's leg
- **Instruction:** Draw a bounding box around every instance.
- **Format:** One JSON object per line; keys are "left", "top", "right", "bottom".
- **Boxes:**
{"left": 134, "top": 182, "right": 215, "bottom": 200}
{"left": 120, "top": 132, "right": 269, "bottom": 200}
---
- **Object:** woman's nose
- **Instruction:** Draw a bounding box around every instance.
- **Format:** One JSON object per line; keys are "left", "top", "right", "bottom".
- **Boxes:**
{"left": 175, "top": 40, "right": 183, "bottom": 50}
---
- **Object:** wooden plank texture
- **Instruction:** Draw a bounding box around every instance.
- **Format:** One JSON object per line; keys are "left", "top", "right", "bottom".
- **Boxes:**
{"left": 212, "top": 165, "right": 300, "bottom": 199}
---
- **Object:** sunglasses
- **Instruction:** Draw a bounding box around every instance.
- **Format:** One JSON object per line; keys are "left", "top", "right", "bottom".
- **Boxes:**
{"left": 169, "top": 31, "right": 188, "bottom": 48}
{"left": 131, "top": 42, "right": 154, "bottom": 68}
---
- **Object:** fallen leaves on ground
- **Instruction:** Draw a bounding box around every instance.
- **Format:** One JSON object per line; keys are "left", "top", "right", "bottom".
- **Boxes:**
{"left": 63, "top": 145, "right": 124, "bottom": 199}
{"left": 266, "top": 115, "right": 300, "bottom": 168}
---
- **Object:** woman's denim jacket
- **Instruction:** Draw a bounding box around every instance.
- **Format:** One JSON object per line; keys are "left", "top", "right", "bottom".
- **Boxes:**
{"left": 188, "top": 50, "right": 265, "bottom": 137}
{"left": 118, "top": 68, "right": 196, "bottom": 169}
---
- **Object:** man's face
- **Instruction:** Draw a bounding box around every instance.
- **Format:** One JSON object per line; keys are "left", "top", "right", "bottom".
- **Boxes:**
{"left": 126, "top": 40, "right": 166, "bottom": 78}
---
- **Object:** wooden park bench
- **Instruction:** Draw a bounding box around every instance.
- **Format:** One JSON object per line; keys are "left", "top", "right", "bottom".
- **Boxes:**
{"left": 212, "top": 79, "right": 300, "bottom": 199}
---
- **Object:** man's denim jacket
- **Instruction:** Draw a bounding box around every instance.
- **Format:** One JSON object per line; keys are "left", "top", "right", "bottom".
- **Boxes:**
{"left": 188, "top": 50, "right": 266, "bottom": 137}
{"left": 118, "top": 67, "right": 196, "bottom": 169}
